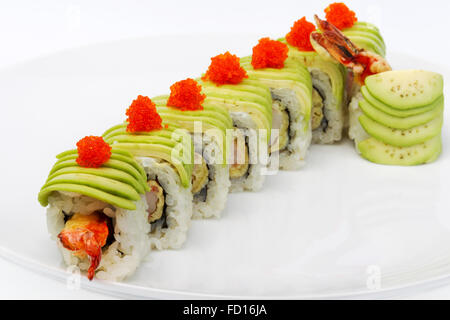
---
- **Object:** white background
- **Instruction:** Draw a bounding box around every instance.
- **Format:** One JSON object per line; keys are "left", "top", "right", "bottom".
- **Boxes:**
{"left": 0, "top": 0, "right": 449, "bottom": 299}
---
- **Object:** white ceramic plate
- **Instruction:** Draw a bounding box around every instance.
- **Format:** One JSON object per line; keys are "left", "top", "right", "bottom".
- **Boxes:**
{"left": 0, "top": 34, "right": 449, "bottom": 299}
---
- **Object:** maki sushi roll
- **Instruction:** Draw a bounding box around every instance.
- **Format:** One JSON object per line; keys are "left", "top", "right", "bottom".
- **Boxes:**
{"left": 38, "top": 136, "right": 151, "bottom": 281}
{"left": 103, "top": 96, "right": 194, "bottom": 250}
{"left": 199, "top": 52, "right": 273, "bottom": 192}
{"left": 152, "top": 78, "right": 234, "bottom": 219}
{"left": 280, "top": 16, "right": 346, "bottom": 144}
{"left": 310, "top": 3, "right": 389, "bottom": 142}
{"left": 240, "top": 38, "right": 313, "bottom": 170}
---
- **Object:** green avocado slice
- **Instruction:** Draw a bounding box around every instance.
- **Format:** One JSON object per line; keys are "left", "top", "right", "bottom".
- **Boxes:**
{"left": 343, "top": 34, "right": 385, "bottom": 57}
{"left": 359, "top": 98, "right": 443, "bottom": 130}
{"left": 156, "top": 107, "right": 231, "bottom": 133}
{"left": 201, "top": 85, "right": 270, "bottom": 109}
{"left": 353, "top": 21, "right": 382, "bottom": 32}
{"left": 152, "top": 95, "right": 234, "bottom": 129}
{"left": 39, "top": 146, "right": 150, "bottom": 209}
{"left": 342, "top": 21, "right": 386, "bottom": 57}
{"left": 50, "top": 157, "right": 147, "bottom": 189}
{"left": 343, "top": 29, "right": 385, "bottom": 50}
{"left": 103, "top": 124, "right": 194, "bottom": 183}
{"left": 46, "top": 166, "right": 146, "bottom": 194}
{"left": 198, "top": 79, "right": 273, "bottom": 135}
{"left": 359, "top": 113, "right": 443, "bottom": 147}
{"left": 38, "top": 183, "right": 136, "bottom": 210}
{"left": 56, "top": 149, "right": 147, "bottom": 185}
{"left": 111, "top": 142, "right": 192, "bottom": 188}
{"left": 361, "top": 86, "right": 441, "bottom": 117}
{"left": 365, "top": 70, "right": 444, "bottom": 109}
{"left": 43, "top": 173, "right": 141, "bottom": 201}
{"left": 109, "top": 134, "right": 178, "bottom": 148}
{"left": 104, "top": 124, "right": 178, "bottom": 141}
{"left": 240, "top": 56, "right": 313, "bottom": 122}
{"left": 240, "top": 56, "right": 312, "bottom": 83}
{"left": 358, "top": 135, "right": 441, "bottom": 166}
{"left": 279, "top": 43, "right": 346, "bottom": 112}
{"left": 199, "top": 78, "right": 273, "bottom": 105}
{"left": 149, "top": 98, "right": 232, "bottom": 165}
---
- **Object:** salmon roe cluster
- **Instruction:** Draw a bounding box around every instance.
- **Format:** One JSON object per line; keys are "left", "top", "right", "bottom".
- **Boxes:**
{"left": 324, "top": 2, "right": 357, "bottom": 30}
{"left": 126, "top": 95, "right": 162, "bottom": 133}
{"left": 76, "top": 136, "right": 112, "bottom": 168}
{"left": 167, "top": 78, "right": 206, "bottom": 111}
{"left": 286, "top": 17, "right": 316, "bottom": 51}
{"left": 251, "top": 38, "right": 289, "bottom": 69}
{"left": 202, "top": 52, "right": 248, "bottom": 85}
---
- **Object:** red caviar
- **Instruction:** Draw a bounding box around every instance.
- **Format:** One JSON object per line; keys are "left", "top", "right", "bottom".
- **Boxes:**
{"left": 126, "top": 95, "right": 162, "bottom": 133}
{"left": 251, "top": 38, "right": 289, "bottom": 69}
{"left": 324, "top": 2, "right": 357, "bottom": 30}
{"left": 76, "top": 136, "right": 112, "bottom": 168}
{"left": 167, "top": 78, "right": 206, "bottom": 111}
{"left": 202, "top": 52, "right": 248, "bottom": 85}
{"left": 286, "top": 17, "right": 316, "bottom": 51}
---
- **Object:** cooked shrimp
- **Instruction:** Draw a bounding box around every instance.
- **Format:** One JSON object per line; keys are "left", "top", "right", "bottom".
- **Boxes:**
{"left": 58, "top": 212, "right": 109, "bottom": 280}
{"left": 311, "top": 15, "right": 391, "bottom": 84}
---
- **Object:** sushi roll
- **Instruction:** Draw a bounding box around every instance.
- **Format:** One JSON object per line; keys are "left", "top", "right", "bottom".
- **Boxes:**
{"left": 280, "top": 17, "right": 346, "bottom": 144}
{"left": 311, "top": 3, "right": 387, "bottom": 142}
{"left": 103, "top": 96, "right": 194, "bottom": 250}
{"left": 152, "top": 78, "right": 234, "bottom": 219}
{"left": 199, "top": 52, "right": 273, "bottom": 192}
{"left": 240, "top": 38, "right": 313, "bottom": 170}
{"left": 38, "top": 136, "right": 151, "bottom": 281}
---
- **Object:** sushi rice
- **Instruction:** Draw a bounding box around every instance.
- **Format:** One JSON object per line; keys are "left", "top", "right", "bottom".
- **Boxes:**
{"left": 310, "top": 69, "right": 345, "bottom": 144}
{"left": 138, "top": 157, "right": 193, "bottom": 249}
{"left": 46, "top": 191, "right": 150, "bottom": 282}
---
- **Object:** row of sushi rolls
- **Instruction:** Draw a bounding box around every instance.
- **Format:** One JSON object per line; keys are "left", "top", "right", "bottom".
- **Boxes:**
{"left": 38, "top": 3, "right": 445, "bottom": 281}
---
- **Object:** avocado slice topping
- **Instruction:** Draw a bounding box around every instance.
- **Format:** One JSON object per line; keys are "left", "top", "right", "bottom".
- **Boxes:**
{"left": 151, "top": 95, "right": 234, "bottom": 165}
{"left": 103, "top": 124, "right": 194, "bottom": 188}
{"left": 240, "top": 56, "right": 313, "bottom": 125}
{"left": 38, "top": 147, "right": 148, "bottom": 210}
{"left": 197, "top": 78, "right": 273, "bottom": 141}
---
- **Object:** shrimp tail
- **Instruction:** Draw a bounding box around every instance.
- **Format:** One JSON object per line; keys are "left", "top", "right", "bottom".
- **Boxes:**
{"left": 311, "top": 15, "right": 361, "bottom": 69}
{"left": 311, "top": 14, "right": 391, "bottom": 84}
{"left": 59, "top": 229, "right": 103, "bottom": 281}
